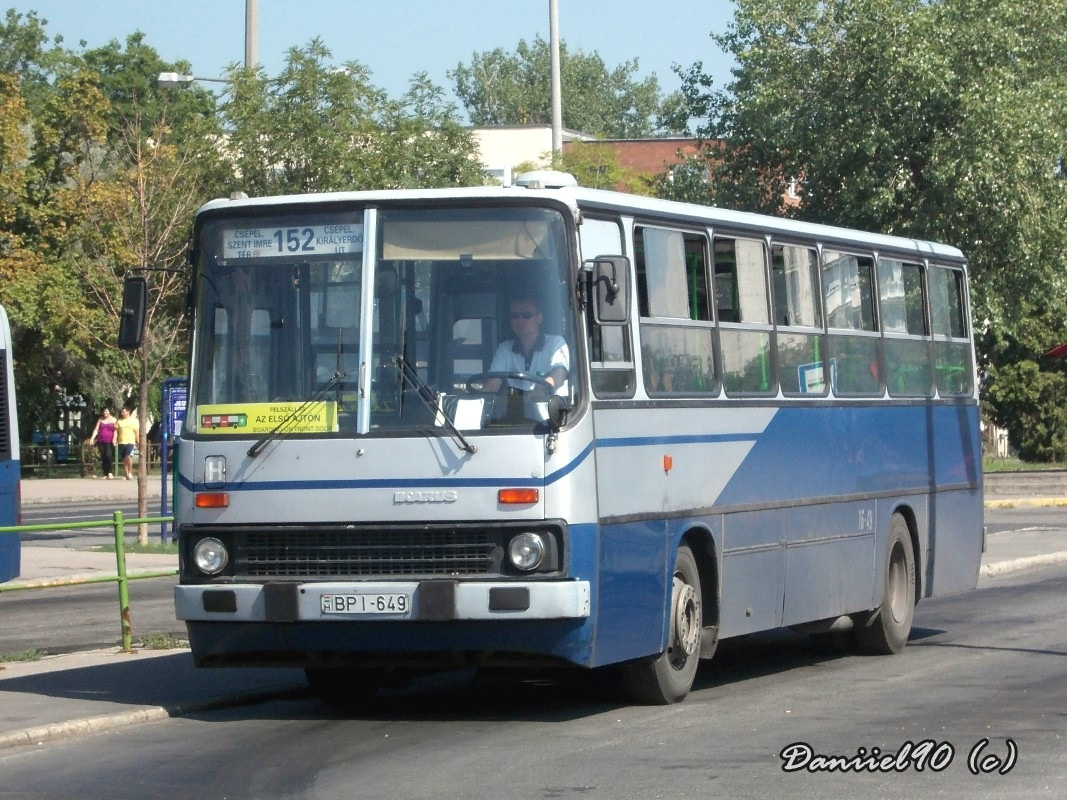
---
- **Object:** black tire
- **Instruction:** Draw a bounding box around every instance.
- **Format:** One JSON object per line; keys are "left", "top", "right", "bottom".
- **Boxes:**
{"left": 619, "top": 545, "right": 703, "bottom": 704}
{"left": 304, "top": 667, "right": 383, "bottom": 707}
{"left": 854, "top": 513, "right": 916, "bottom": 654}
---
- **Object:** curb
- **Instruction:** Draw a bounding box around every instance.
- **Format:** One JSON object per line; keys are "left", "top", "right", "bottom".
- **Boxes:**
{"left": 984, "top": 497, "right": 1067, "bottom": 509}
{"left": 980, "top": 551, "right": 1067, "bottom": 578}
{"left": 0, "top": 706, "right": 172, "bottom": 750}
{"left": 20, "top": 494, "right": 164, "bottom": 507}
{"left": 0, "top": 568, "right": 178, "bottom": 592}
{"left": 0, "top": 684, "right": 308, "bottom": 751}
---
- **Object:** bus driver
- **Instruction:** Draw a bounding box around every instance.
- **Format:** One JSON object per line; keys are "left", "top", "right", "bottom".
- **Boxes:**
{"left": 483, "top": 296, "right": 569, "bottom": 397}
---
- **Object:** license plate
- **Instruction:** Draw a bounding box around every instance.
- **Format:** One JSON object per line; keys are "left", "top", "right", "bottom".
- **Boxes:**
{"left": 319, "top": 592, "right": 411, "bottom": 616}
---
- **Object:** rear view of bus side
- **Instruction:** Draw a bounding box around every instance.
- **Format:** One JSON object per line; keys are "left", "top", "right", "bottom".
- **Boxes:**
{"left": 133, "top": 177, "right": 982, "bottom": 705}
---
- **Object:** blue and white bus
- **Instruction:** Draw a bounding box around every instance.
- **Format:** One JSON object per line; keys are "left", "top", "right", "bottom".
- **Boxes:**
{"left": 0, "top": 304, "right": 21, "bottom": 583}
{"left": 126, "top": 173, "right": 983, "bottom": 703}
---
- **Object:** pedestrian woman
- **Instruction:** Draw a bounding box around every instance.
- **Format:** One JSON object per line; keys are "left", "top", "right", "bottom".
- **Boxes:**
{"left": 115, "top": 406, "right": 140, "bottom": 480}
{"left": 88, "top": 408, "right": 117, "bottom": 479}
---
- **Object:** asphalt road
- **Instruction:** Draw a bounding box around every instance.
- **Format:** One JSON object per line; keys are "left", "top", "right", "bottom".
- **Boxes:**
{"left": 20, "top": 498, "right": 170, "bottom": 548}
{"left": 0, "top": 502, "right": 1062, "bottom": 661}
{"left": 0, "top": 575, "right": 185, "bottom": 654}
{"left": 0, "top": 562, "right": 1062, "bottom": 799}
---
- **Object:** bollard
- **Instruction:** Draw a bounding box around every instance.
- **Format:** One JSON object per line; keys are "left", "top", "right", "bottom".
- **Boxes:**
{"left": 113, "top": 510, "right": 134, "bottom": 653}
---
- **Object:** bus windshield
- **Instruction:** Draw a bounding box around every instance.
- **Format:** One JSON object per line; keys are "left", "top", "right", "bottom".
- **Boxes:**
{"left": 188, "top": 204, "right": 578, "bottom": 437}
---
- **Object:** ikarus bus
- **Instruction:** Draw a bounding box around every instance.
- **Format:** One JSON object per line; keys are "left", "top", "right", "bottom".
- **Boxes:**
{"left": 120, "top": 172, "right": 984, "bottom": 704}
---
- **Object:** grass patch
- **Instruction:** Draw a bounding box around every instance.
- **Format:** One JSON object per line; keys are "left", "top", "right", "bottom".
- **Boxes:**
{"left": 983, "top": 457, "right": 1065, "bottom": 472}
{"left": 96, "top": 540, "right": 179, "bottom": 555}
{"left": 138, "top": 632, "right": 187, "bottom": 650}
{"left": 124, "top": 540, "right": 178, "bottom": 555}
{"left": 0, "top": 648, "right": 43, "bottom": 663}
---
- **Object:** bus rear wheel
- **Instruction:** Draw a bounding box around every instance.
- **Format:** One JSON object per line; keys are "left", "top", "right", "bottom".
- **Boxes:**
{"left": 619, "top": 545, "right": 702, "bottom": 704}
{"left": 854, "top": 513, "right": 916, "bottom": 654}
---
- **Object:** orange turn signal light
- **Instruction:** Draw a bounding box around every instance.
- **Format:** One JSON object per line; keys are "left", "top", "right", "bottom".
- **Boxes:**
{"left": 498, "top": 488, "right": 539, "bottom": 505}
{"left": 194, "top": 492, "right": 230, "bottom": 508}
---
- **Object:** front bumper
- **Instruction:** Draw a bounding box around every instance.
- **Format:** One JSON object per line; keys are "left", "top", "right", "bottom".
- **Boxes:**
{"left": 175, "top": 579, "right": 591, "bottom": 623}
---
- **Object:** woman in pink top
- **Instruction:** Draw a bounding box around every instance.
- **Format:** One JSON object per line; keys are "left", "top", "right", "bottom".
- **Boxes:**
{"left": 89, "top": 408, "right": 117, "bottom": 478}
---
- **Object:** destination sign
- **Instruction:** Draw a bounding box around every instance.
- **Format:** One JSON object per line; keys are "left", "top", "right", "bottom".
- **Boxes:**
{"left": 221, "top": 224, "right": 363, "bottom": 259}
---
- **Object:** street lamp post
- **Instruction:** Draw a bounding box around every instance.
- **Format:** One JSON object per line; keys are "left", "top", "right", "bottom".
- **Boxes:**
{"left": 157, "top": 72, "right": 231, "bottom": 89}
{"left": 245, "top": 0, "right": 258, "bottom": 69}
{"left": 549, "top": 0, "right": 562, "bottom": 154}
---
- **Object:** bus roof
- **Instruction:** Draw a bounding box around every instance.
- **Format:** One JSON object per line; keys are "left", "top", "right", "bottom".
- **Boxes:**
{"left": 197, "top": 183, "right": 966, "bottom": 264}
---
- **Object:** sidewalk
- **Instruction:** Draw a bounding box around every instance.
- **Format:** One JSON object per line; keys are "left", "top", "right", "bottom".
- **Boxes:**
{"left": 4, "top": 478, "right": 306, "bottom": 750}
{"left": 0, "top": 478, "right": 1065, "bottom": 751}
{"left": 12, "top": 475, "right": 173, "bottom": 587}
{"left": 20, "top": 475, "right": 164, "bottom": 506}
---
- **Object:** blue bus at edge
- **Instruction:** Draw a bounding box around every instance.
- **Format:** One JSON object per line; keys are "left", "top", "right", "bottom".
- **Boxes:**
{"left": 0, "top": 304, "right": 21, "bottom": 582}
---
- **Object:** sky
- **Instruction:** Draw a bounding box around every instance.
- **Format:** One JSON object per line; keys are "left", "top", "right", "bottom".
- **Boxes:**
{"left": 8, "top": 0, "right": 738, "bottom": 114}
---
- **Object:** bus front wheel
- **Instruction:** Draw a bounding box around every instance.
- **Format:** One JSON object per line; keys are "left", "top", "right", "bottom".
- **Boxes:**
{"left": 854, "top": 513, "right": 916, "bottom": 654}
{"left": 619, "top": 545, "right": 703, "bottom": 704}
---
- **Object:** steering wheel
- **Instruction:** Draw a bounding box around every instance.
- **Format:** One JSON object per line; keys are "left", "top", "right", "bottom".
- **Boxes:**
{"left": 465, "top": 370, "right": 554, "bottom": 395}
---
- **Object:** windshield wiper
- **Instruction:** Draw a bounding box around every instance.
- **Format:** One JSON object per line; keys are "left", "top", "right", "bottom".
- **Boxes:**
{"left": 247, "top": 370, "right": 346, "bottom": 458}
{"left": 394, "top": 356, "right": 477, "bottom": 455}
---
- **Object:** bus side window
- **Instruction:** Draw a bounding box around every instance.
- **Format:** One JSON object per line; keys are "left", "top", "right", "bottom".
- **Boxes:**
{"left": 635, "top": 226, "right": 717, "bottom": 396}
{"left": 822, "top": 251, "right": 881, "bottom": 396}
{"left": 929, "top": 265, "right": 973, "bottom": 396}
{"left": 715, "top": 236, "right": 774, "bottom": 395}
{"left": 581, "top": 215, "right": 635, "bottom": 398}
{"left": 879, "top": 258, "right": 932, "bottom": 397}
{"left": 772, "top": 243, "right": 825, "bottom": 396}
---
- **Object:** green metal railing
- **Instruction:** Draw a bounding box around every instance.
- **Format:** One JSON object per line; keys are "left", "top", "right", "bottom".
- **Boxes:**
{"left": 0, "top": 511, "right": 176, "bottom": 653}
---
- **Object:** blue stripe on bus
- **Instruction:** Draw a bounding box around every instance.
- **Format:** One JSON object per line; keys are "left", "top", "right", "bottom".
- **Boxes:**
{"left": 596, "top": 432, "right": 759, "bottom": 447}
{"left": 180, "top": 433, "right": 769, "bottom": 496}
{"left": 545, "top": 441, "right": 594, "bottom": 484}
{"left": 179, "top": 443, "right": 597, "bottom": 494}
{"left": 179, "top": 474, "right": 545, "bottom": 493}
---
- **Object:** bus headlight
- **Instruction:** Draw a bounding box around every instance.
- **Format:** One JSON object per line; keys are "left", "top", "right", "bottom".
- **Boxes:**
{"left": 508, "top": 532, "right": 546, "bottom": 572}
{"left": 193, "top": 537, "right": 229, "bottom": 575}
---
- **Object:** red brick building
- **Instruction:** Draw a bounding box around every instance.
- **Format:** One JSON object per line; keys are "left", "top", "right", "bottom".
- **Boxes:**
{"left": 563, "top": 137, "right": 703, "bottom": 191}
{"left": 472, "top": 126, "right": 709, "bottom": 191}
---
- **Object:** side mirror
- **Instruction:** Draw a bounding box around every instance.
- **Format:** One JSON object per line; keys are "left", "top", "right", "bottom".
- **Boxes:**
{"left": 589, "top": 255, "right": 630, "bottom": 325}
{"left": 546, "top": 395, "right": 570, "bottom": 428}
{"left": 118, "top": 276, "right": 148, "bottom": 350}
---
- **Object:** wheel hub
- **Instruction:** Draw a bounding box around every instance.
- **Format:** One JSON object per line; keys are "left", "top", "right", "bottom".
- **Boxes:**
{"left": 671, "top": 578, "right": 700, "bottom": 658}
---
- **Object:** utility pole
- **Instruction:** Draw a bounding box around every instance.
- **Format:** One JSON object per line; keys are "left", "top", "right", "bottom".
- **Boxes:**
{"left": 245, "top": 0, "right": 259, "bottom": 68}
{"left": 550, "top": 0, "right": 562, "bottom": 155}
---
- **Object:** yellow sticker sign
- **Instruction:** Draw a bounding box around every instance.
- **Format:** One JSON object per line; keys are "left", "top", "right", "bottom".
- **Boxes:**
{"left": 197, "top": 402, "right": 338, "bottom": 434}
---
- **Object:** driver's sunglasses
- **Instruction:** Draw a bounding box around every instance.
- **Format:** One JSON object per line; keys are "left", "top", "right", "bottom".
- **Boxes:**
{"left": 510, "top": 311, "right": 536, "bottom": 320}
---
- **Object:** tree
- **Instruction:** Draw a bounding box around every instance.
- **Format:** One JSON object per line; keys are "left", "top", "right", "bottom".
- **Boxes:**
{"left": 0, "top": 9, "right": 71, "bottom": 112}
{"left": 547, "top": 142, "right": 650, "bottom": 195}
{"left": 672, "top": 0, "right": 1067, "bottom": 461}
{"left": 1, "top": 22, "right": 490, "bottom": 495}
{"left": 0, "top": 18, "right": 222, "bottom": 534}
{"left": 220, "top": 40, "right": 483, "bottom": 197}
{"left": 450, "top": 36, "right": 685, "bottom": 138}
{"left": 0, "top": 14, "right": 81, "bottom": 437}
{"left": 68, "top": 111, "right": 216, "bottom": 541}
{"left": 68, "top": 36, "right": 227, "bottom": 540}
{"left": 0, "top": 62, "right": 113, "bottom": 439}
